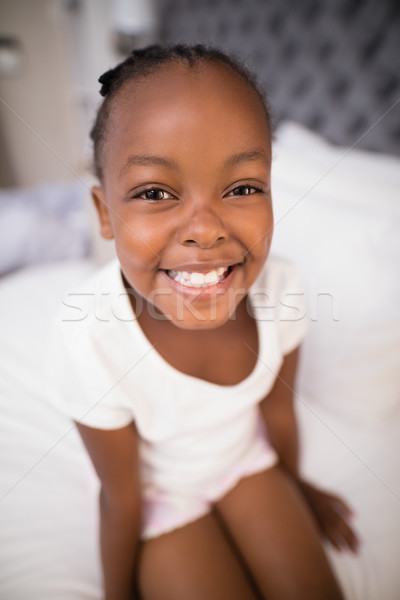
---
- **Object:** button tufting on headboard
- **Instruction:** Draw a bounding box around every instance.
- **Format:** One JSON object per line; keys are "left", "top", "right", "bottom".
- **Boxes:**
{"left": 159, "top": 0, "right": 400, "bottom": 155}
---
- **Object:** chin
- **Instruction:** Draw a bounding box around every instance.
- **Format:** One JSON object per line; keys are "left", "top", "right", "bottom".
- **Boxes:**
{"left": 166, "top": 304, "right": 238, "bottom": 331}
{"left": 172, "top": 318, "right": 229, "bottom": 331}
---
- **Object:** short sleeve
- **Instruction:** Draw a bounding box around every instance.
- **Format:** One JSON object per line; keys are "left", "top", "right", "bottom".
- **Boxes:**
{"left": 275, "top": 260, "right": 309, "bottom": 355}
{"left": 46, "top": 316, "right": 134, "bottom": 430}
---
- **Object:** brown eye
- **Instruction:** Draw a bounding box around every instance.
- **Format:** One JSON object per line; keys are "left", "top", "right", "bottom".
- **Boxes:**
{"left": 137, "top": 188, "right": 174, "bottom": 201}
{"left": 228, "top": 185, "right": 261, "bottom": 196}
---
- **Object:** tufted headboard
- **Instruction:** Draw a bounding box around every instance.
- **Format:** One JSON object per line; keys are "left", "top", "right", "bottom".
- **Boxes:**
{"left": 159, "top": 0, "right": 400, "bottom": 156}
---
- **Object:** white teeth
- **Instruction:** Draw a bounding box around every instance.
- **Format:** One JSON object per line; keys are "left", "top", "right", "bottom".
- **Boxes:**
{"left": 190, "top": 272, "right": 205, "bottom": 285}
{"left": 204, "top": 271, "right": 219, "bottom": 284}
{"left": 167, "top": 267, "right": 230, "bottom": 288}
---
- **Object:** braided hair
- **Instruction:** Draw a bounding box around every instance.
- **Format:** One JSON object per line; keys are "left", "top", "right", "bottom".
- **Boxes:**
{"left": 90, "top": 44, "right": 271, "bottom": 180}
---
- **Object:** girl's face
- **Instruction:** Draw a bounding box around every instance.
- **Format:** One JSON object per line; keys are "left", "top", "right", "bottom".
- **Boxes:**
{"left": 92, "top": 62, "right": 273, "bottom": 329}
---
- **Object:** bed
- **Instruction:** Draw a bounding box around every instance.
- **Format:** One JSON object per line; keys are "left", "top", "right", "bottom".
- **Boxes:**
{"left": 1, "top": 1, "right": 400, "bottom": 598}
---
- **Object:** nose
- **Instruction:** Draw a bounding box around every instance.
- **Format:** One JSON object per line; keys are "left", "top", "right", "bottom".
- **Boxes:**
{"left": 178, "top": 206, "right": 228, "bottom": 248}
{"left": 177, "top": 205, "right": 228, "bottom": 249}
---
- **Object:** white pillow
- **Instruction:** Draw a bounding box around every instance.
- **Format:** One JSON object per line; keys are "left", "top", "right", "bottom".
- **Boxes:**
{"left": 270, "top": 122, "right": 400, "bottom": 423}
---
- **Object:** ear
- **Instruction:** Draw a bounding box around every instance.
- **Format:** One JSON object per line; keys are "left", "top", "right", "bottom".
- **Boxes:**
{"left": 91, "top": 186, "right": 114, "bottom": 240}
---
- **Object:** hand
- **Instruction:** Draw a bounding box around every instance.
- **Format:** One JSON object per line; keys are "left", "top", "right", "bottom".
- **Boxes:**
{"left": 298, "top": 480, "right": 360, "bottom": 554}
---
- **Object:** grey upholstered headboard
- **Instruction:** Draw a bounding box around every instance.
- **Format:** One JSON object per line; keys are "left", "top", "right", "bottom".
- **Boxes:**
{"left": 159, "top": 0, "right": 400, "bottom": 156}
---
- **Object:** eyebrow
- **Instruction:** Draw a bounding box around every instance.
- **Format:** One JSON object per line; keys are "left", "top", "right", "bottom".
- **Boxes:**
{"left": 119, "top": 154, "right": 179, "bottom": 178}
{"left": 119, "top": 148, "right": 269, "bottom": 179}
{"left": 224, "top": 149, "right": 270, "bottom": 167}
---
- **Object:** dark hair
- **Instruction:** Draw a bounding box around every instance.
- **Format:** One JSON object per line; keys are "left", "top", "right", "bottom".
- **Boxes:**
{"left": 90, "top": 44, "right": 271, "bottom": 180}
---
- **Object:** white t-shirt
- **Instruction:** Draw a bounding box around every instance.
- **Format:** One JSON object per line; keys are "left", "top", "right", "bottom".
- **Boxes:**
{"left": 47, "top": 256, "right": 307, "bottom": 496}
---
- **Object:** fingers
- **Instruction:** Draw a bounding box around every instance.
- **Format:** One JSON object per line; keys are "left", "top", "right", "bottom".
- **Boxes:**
{"left": 323, "top": 493, "right": 354, "bottom": 519}
{"left": 323, "top": 510, "right": 360, "bottom": 554}
{"left": 299, "top": 483, "right": 360, "bottom": 554}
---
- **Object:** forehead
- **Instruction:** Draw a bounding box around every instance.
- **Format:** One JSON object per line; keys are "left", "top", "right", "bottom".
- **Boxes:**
{"left": 104, "top": 62, "right": 270, "bottom": 176}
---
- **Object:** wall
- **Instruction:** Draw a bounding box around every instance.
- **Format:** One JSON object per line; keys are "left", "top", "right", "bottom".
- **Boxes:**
{"left": 0, "top": 0, "right": 159, "bottom": 189}
{"left": 0, "top": 0, "right": 83, "bottom": 187}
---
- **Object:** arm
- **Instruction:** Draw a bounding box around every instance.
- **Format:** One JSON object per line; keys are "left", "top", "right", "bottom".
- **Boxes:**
{"left": 260, "top": 347, "right": 300, "bottom": 476}
{"left": 260, "top": 347, "right": 359, "bottom": 553}
{"left": 76, "top": 421, "right": 141, "bottom": 600}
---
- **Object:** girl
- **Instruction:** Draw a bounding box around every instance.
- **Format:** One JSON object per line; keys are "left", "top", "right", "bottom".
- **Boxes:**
{"left": 50, "top": 45, "right": 357, "bottom": 599}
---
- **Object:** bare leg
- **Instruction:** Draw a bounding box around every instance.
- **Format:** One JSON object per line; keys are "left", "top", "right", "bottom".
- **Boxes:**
{"left": 137, "top": 512, "right": 260, "bottom": 600}
{"left": 216, "top": 466, "right": 344, "bottom": 600}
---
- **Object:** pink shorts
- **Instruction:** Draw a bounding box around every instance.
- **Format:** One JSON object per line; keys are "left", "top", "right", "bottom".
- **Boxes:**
{"left": 140, "top": 421, "right": 278, "bottom": 540}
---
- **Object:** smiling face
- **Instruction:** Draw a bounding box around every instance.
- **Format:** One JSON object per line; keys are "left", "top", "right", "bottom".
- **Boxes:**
{"left": 92, "top": 61, "right": 273, "bottom": 329}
